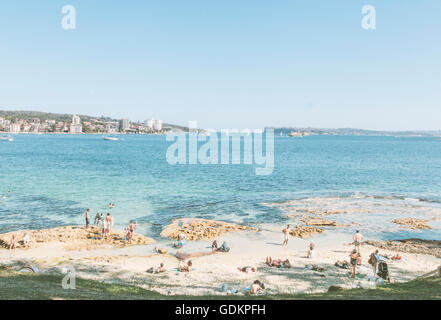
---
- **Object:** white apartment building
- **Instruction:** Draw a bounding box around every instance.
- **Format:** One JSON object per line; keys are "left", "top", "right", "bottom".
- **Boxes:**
{"left": 144, "top": 118, "right": 162, "bottom": 131}
{"left": 69, "top": 114, "right": 83, "bottom": 134}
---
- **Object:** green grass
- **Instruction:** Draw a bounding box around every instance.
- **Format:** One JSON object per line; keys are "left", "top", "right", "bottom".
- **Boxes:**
{"left": 0, "top": 269, "right": 439, "bottom": 300}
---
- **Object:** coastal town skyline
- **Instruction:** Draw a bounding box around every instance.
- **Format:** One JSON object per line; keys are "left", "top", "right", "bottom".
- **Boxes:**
{"left": 1, "top": 1, "right": 441, "bottom": 131}
{"left": 0, "top": 111, "right": 164, "bottom": 134}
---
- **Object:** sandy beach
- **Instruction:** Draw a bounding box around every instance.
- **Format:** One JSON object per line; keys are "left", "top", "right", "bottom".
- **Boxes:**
{"left": 1, "top": 223, "right": 439, "bottom": 297}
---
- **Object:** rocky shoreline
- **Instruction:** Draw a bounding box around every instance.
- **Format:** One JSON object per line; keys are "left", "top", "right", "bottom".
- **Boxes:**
{"left": 160, "top": 218, "right": 258, "bottom": 241}
{"left": 364, "top": 239, "right": 441, "bottom": 258}
{"left": 0, "top": 226, "right": 155, "bottom": 249}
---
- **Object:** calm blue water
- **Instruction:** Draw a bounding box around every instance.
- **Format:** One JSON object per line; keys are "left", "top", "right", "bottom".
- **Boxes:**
{"left": 1, "top": 134, "right": 440, "bottom": 240}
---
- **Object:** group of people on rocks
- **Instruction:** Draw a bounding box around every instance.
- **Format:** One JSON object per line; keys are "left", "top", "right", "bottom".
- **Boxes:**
{"left": 84, "top": 206, "right": 137, "bottom": 241}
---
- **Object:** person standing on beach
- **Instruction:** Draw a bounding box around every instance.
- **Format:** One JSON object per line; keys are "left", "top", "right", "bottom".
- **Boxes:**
{"left": 369, "top": 250, "right": 379, "bottom": 276}
{"left": 94, "top": 212, "right": 101, "bottom": 225}
{"left": 349, "top": 249, "right": 359, "bottom": 278}
{"left": 106, "top": 213, "right": 113, "bottom": 233}
{"left": 282, "top": 224, "right": 290, "bottom": 246}
{"left": 128, "top": 220, "right": 135, "bottom": 240}
{"left": 353, "top": 230, "right": 363, "bottom": 253}
{"left": 85, "top": 209, "right": 90, "bottom": 229}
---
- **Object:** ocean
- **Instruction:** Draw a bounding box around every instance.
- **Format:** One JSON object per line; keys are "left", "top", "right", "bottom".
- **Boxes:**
{"left": 1, "top": 134, "right": 440, "bottom": 240}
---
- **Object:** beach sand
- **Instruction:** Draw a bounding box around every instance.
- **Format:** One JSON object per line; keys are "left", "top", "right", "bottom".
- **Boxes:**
{"left": 0, "top": 225, "right": 439, "bottom": 297}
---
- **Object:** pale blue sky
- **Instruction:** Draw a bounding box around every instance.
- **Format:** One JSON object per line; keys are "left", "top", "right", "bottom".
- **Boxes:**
{"left": 0, "top": 1, "right": 440, "bottom": 130}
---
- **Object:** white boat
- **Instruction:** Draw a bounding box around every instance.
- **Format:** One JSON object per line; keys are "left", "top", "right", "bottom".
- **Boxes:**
{"left": 103, "top": 136, "right": 120, "bottom": 141}
{"left": 0, "top": 135, "right": 13, "bottom": 142}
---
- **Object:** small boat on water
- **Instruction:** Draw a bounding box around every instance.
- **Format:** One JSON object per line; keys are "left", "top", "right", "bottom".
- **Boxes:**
{"left": 103, "top": 136, "right": 120, "bottom": 141}
{"left": 0, "top": 135, "right": 14, "bottom": 142}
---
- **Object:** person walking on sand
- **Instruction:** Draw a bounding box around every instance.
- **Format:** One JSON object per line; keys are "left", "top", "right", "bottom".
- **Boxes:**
{"left": 353, "top": 230, "right": 363, "bottom": 253}
{"left": 349, "top": 249, "right": 360, "bottom": 278}
{"left": 282, "top": 224, "right": 290, "bottom": 246}
{"left": 85, "top": 209, "right": 90, "bottom": 229}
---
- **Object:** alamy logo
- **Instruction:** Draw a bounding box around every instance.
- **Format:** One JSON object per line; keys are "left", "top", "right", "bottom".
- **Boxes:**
{"left": 61, "top": 5, "right": 76, "bottom": 30}
{"left": 361, "top": 5, "right": 376, "bottom": 30}
{"left": 61, "top": 265, "right": 76, "bottom": 289}
{"left": 166, "top": 122, "right": 274, "bottom": 175}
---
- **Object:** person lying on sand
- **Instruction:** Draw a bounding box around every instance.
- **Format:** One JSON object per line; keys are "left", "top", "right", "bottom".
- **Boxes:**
{"left": 237, "top": 266, "right": 257, "bottom": 273}
{"left": 265, "top": 257, "right": 291, "bottom": 268}
{"left": 334, "top": 260, "right": 350, "bottom": 269}
{"left": 306, "top": 264, "right": 325, "bottom": 272}
{"left": 216, "top": 241, "right": 230, "bottom": 253}
{"left": 178, "top": 260, "right": 193, "bottom": 272}
{"left": 249, "top": 280, "right": 265, "bottom": 295}
{"left": 147, "top": 263, "right": 166, "bottom": 274}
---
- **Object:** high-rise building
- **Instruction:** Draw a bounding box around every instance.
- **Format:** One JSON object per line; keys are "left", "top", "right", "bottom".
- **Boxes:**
{"left": 70, "top": 114, "right": 83, "bottom": 134}
{"left": 153, "top": 119, "right": 162, "bottom": 131}
{"left": 119, "top": 118, "right": 130, "bottom": 131}
{"left": 144, "top": 119, "right": 154, "bottom": 129}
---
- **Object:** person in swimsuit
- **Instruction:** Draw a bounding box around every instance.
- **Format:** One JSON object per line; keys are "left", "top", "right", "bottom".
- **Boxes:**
{"left": 349, "top": 249, "right": 359, "bottom": 278}
{"left": 147, "top": 263, "right": 166, "bottom": 274}
{"left": 178, "top": 260, "right": 192, "bottom": 272}
{"left": 128, "top": 220, "right": 135, "bottom": 240}
{"left": 353, "top": 230, "right": 364, "bottom": 253}
{"left": 282, "top": 224, "right": 290, "bottom": 246}
{"left": 237, "top": 266, "right": 257, "bottom": 273}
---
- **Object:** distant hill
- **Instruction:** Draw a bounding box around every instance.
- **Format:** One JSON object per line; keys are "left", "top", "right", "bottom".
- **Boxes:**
{"left": 0, "top": 110, "right": 116, "bottom": 123}
{"left": 272, "top": 127, "right": 441, "bottom": 137}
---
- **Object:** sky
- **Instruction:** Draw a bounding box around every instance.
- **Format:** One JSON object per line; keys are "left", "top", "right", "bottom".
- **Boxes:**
{"left": 0, "top": 0, "right": 440, "bottom": 130}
